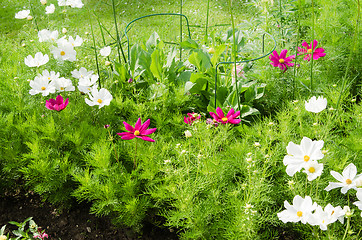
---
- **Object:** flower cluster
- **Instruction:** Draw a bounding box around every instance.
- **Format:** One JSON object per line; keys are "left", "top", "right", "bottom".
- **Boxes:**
{"left": 277, "top": 195, "right": 346, "bottom": 231}
{"left": 29, "top": 70, "right": 74, "bottom": 96}
{"left": 184, "top": 112, "right": 201, "bottom": 125}
{"left": 270, "top": 39, "right": 326, "bottom": 72}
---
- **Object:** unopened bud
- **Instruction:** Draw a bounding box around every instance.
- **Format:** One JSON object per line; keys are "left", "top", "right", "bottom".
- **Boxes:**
{"left": 27, "top": 15, "right": 33, "bottom": 20}
{"left": 184, "top": 130, "right": 192, "bottom": 138}
{"left": 62, "top": 28, "right": 67, "bottom": 34}
{"left": 105, "top": 60, "right": 111, "bottom": 66}
{"left": 40, "top": 0, "right": 47, "bottom": 5}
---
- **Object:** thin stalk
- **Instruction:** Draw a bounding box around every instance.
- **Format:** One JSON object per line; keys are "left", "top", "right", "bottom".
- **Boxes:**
{"left": 336, "top": 0, "right": 360, "bottom": 110}
{"left": 97, "top": 17, "right": 114, "bottom": 71}
{"left": 28, "top": 0, "right": 39, "bottom": 31}
{"left": 292, "top": 0, "right": 301, "bottom": 99}
{"left": 342, "top": 217, "right": 350, "bottom": 240}
{"left": 88, "top": 8, "right": 101, "bottom": 88}
{"left": 133, "top": 139, "right": 138, "bottom": 169}
{"left": 205, "top": 0, "right": 210, "bottom": 44}
{"left": 107, "top": 129, "right": 119, "bottom": 163}
{"left": 229, "top": 0, "right": 241, "bottom": 111}
{"left": 180, "top": 0, "right": 183, "bottom": 60}
{"left": 310, "top": 0, "right": 315, "bottom": 93}
{"left": 111, "top": 0, "right": 127, "bottom": 63}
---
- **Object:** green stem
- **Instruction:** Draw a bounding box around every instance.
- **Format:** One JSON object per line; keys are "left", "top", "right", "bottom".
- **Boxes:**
{"left": 28, "top": 0, "right": 39, "bottom": 31}
{"left": 310, "top": 0, "right": 315, "bottom": 94}
{"left": 229, "top": 0, "right": 241, "bottom": 111}
{"left": 205, "top": 0, "right": 210, "bottom": 44}
{"left": 180, "top": 0, "right": 183, "bottom": 59}
{"left": 108, "top": 129, "right": 119, "bottom": 163}
{"left": 336, "top": 0, "right": 360, "bottom": 110}
{"left": 97, "top": 17, "right": 114, "bottom": 71}
{"left": 111, "top": 0, "right": 127, "bottom": 63}
{"left": 133, "top": 139, "right": 138, "bottom": 169}
{"left": 88, "top": 7, "right": 101, "bottom": 88}
{"left": 292, "top": 0, "right": 301, "bottom": 99}
{"left": 342, "top": 217, "right": 350, "bottom": 240}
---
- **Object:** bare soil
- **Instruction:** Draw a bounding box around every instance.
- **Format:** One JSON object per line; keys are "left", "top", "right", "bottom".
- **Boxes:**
{"left": 0, "top": 191, "right": 178, "bottom": 240}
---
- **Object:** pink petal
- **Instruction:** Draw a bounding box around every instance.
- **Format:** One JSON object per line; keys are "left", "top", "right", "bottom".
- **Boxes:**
{"left": 134, "top": 118, "right": 142, "bottom": 130}
{"left": 314, "top": 48, "right": 325, "bottom": 53}
{"left": 270, "top": 61, "right": 279, "bottom": 67}
{"left": 63, "top": 98, "right": 69, "bottom": 108}
{"left": 117, "top": 132, "right": 136, "bottom": 140}
{"left": 280, "top": 49, "right": 288, "bottom": 59}
{"left": 140, "top": 136, "right": 155, "bottom": 142}
{"left": 209, "top": 112, "right": 220, "bottom": 121}
{"left": 311, "top": 40, "right": 318, "bottom": 50}
{"left": 272, "top": 50, "right": 280, "bottom": 59}
{"left": 55, "top": 95, "right": 64, "bottom": 105}
{"left": 298, "top": 47, "right": 307, "bottom": 53}
{"left": 45, "top": 100, "right": 54, "bottom": 110}
{"left": 123, "top": 121, "right": 134, "bottom": 132}
{"left": 229, "top": 119, "right": 241, "bottom": 124}
{"left": 139, "top": 119, "right": 150, "bottom": 132}
{"left": 216, "top": 107, "right": 225, "bottom": 118}
{"left": 184, "top": 117, "right": 191, "bottom": 125}
{"left": 230, "top": 110, "right": 240, "bottom": 119}
{"left": 304, "top": 54, "right": 311, "bottom": 61}
{"left": 226, "top": 108, "right": 235, "bottom": 118}
{"left": 285, "top": 55, "right": 295, "bottom": 62}
{"left": 302, "top": 41, "right": 309, "bottom": 49}
{"left": 142, "top": 128, "right": 157, "bottom": 135}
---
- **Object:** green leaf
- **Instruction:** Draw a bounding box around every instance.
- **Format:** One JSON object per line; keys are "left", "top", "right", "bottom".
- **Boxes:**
{"left": 210, "top": 44, "right": 226, "bottom": 66}
{"left": 240, "top": 105, "right": 259, "bottom": 118}
{"left": 113, "top": 62, "right": 129, "bottom": 81}
{"left": 129, "top": 44, "right": 142, "bottom": 74}
{"left": 188, "top": 50, "right": 211, "bottom": 72}
{"left": 146, "top": 32, "right": 160, "bottom": 50}
{"left": 150, "top": 49, "right": 163, "bottom": 81}
{"left": 180, "top": 38, "right": 199, "bottom": 49}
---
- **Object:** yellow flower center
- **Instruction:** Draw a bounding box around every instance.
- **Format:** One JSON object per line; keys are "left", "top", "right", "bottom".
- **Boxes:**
{"left": 60, "top": 87, "right": 64, "bottom": 90}
{"left": 97, "top": 99, "right": 103, "bottom": 104}
{"left": 297, "top": 211, "right": 303, "bottom": 217}
{"left": 304, "top": 155, "right": 310, "bottom": 162}
{"left": 346, "top": 179, "right": 352, "bottom": 185}
{"left": 222, "top": 117, "right": 228, "bottom": 122}
{"left": 279, "top": 59, "right": 285, "bottom": 64}
{"left": 41, "top": 86, "right": 46, "bottom": 90}
{"left": 308, "top": 167, "right": 315, "bottom": 173}
{"left": 134, "top": 130, "right": 140, "bottom": 136}
{"left": 48, "top": 77, "right": 51, "bottom": 80}
{"left": 307, "top": 49, "right": 313, "bottom": 54}
{"left": 60, "top": 51, "right": 66, "bottom": 56}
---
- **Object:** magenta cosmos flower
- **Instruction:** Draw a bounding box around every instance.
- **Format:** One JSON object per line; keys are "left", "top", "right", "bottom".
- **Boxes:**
{"left": 209, "top": 107, "right": 241, "bottom": 124}
{"left": 184, "top": 112, "right": 201, "bottom": 125}
{"left": 117, "top": 118, "right": 157, "bottom": 142}
{"left": 269, "top": 49, "right": 295, "bottom": 72}
{"left": 45, "top": 95, "right": 68, "bottom": 111}
{"left": 298, "top": 40, "right": 326, "bottom": 61}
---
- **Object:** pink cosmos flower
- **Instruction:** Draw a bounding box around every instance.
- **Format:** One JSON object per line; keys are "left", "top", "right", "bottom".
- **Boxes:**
{"left": 269, "top": 49, "right": 295, "bottom": 72}
{"left": 33, "top": 232, "right": 48, "bottom": 239}
{"left": 184, "top": 112, "right": 201, "bottom": 125}
{"left": 209, "top": 107, "right": 241, "bottom": 125}
{"left": 117, "top": 118, "right": 157, "bottom": 142}
{"left": 45, "top": 95, "right": 68, "bottom": 111}
{"left": 298, "top": 40, "right": 326, "bottom": 61}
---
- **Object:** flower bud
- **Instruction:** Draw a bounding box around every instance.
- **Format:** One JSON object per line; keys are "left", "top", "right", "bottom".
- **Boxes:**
{"left": 27, "top": 15, "right": 33, "bottom": 20}
{"left": 62, "top": 28, "right": 67, "bottom": 34}
{"left": 208, "top": 47, "right": 215, "bottom": 54}
{"left": 184, "top": 130, "right": 192, "bottom": 138}
{"left": 105, "top": 60, "right": 111, "bottom": 66}
{"left": 40, "top": 0, "right": 47, "bottom": 5}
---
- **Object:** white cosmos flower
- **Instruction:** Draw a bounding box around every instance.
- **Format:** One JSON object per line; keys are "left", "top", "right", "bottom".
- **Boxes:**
{"left": 54, "top": 77, "right": 75, "bottom": 92}
{"left": 66, "top": 0, "right": 84, "bottom": 8}
{"left": 24, "top": 52, "right": 49, "bottom": 67}
{"left": 309, "top": 204, "right": 345, "bottom": 230}
{"left": 40, "top": 70, "right": 60, "bottom": 82}
{"left": 325, "top": 163, "right": 362, "bottom": 194}
{"left": 45, "top": 4, "right": 55, "bottom": 14}
{"left": 303, "top": 161, "right": 324, "bottom": 181}
{"left": 100, "top": 46, "right": 111, "bottom": 57}
{"left": 52, "top": 42, "right": 76, "bottom": 62}
{"left": 305, "top": 96, "right": 327, "bottom": 113}
{"left": 71, "top": 67, "right": 93, "bottom": 79}
{"left": 283, "top": 137, "right": 324, "bottom": 177}
{"left": 68, "top": 35, "right": 83, "bottom": 47}
{"left": 15, "top": 10, "right": 30, "bottom": 19}
{"left": 353, "top": 190, "right": 362, "bottom": 210}
{"left": 58, "top": 0, "right": 67, "bottom": 6}
{"left": 38, "top": 29, "right": 58, "bottom": 42}
{"left": 78, "top": 75, "right": 98, "bottom": 94}
{"left": 85, "top": 86, "right": 113, "bottom": 109}
{"left": 29, "top": 75, "right": 56, "bottom": 96}
{"left": 277, "top": 195, "right": 317, "bottom": 224}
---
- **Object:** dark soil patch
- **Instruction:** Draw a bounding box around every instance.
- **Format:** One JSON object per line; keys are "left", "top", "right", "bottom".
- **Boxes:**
{"left": 0, "top": 191, "right": 178, "bottom": 240}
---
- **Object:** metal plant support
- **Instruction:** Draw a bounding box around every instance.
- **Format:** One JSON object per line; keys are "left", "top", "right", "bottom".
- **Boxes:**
{"left": 124, "top": 13, "right": 192, "bottom": 63}
{"left": 214, "top": 32, "right": 277, "bottom": 109}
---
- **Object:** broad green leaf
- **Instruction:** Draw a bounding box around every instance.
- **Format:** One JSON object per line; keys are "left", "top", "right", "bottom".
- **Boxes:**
{"left": 150, "top": 49, "right": 163, "bottom": 81}
{"left": 146, "top": 32, "right": 160, "bottom": 50}
{"left": 188, "top": 50, "right": 211, "bottom": 72}
{"left": 240, "top": 105, "right": 260, "bottom": 118}
{"left": 181, "top": 38, "right": 199, "bottom": 49}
